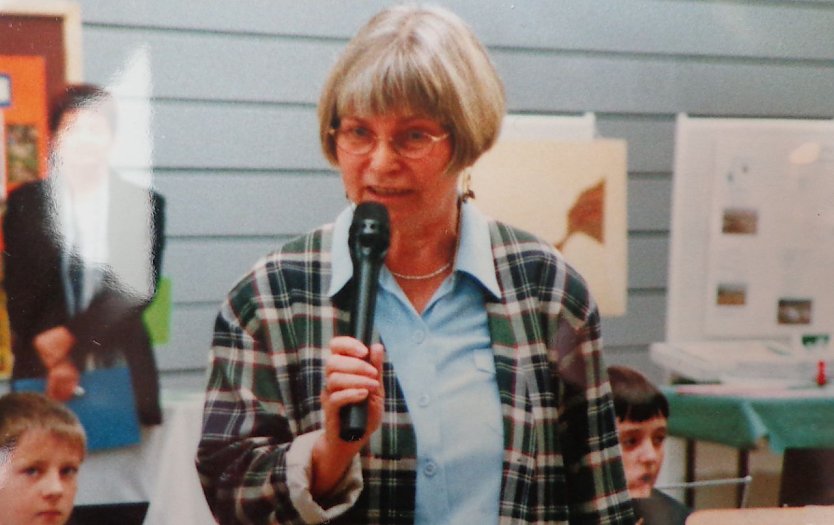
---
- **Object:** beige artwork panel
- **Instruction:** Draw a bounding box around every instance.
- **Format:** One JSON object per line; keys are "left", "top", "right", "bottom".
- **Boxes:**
{"left": 471, "top": 139, "right": 628, "bottom": 316}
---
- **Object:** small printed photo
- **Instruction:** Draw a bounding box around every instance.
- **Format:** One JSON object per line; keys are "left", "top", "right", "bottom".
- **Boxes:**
{"left": 6, "top": 123, "right": 40, "bottom": 185}
{"left": 716, "top": 283, "right": 747, "bottom": 306}
{"left": 777, "top": 298, "right": 813, "bottom": 325}
{"left": 722, "top": 207, "right": 758, "bottom": 235}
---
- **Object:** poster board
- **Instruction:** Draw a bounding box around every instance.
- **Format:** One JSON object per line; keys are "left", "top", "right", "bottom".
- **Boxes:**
{"left": 0, "top": 0, "right": 82, "bottom": 378}
{"left": 1, "top": 0, "right": 82, "bottom": 192}
{"left": 667, "top": 114, "right": 834, "bottom": 343}
{"left": 470, "top": 114, "right": 628, "bottom": 316}
{"left": 0, "top": 56, "right": 49, "bottom": 189}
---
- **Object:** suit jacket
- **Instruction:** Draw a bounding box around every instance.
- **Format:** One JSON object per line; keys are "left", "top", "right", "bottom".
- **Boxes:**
{"left": 197, "top": 218, "right": 634, "bottom": 524}
{"left": 3, "top": 175, "right": 165, "bottom": 425}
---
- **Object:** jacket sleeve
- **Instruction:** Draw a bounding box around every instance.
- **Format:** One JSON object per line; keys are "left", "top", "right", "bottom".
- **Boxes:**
{"left": 195, "top": 269, "right": 361, "bottom": 524}
{"left": 196, "top": 270, "right": 309, "bottom": 524}
{"left": 544, "top": 264, "right": 636, "bottom": 524}
{"left": 2, "top": 185, "right": 68, "bottom": 345}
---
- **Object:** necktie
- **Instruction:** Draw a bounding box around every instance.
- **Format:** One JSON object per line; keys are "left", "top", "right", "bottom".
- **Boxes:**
{"left": 68, "top": 249, "right": 85, "bottom": 315}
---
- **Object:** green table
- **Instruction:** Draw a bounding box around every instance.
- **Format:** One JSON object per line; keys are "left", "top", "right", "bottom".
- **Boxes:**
{"left": 662, "top": 385, "right": 834, "bottom": 452}
{"left": 661, "top": 385, "right": 834, "bottom": 505}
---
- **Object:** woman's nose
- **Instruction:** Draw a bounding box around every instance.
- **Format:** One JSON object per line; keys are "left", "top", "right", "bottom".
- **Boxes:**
{"left": 368, "top": 137, "right": 400, "bottom": 171}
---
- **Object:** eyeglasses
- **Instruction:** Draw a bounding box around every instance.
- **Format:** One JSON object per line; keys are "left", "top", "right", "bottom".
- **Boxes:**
{"left": 329, "top": 125, "right": 449, "bottom": 160}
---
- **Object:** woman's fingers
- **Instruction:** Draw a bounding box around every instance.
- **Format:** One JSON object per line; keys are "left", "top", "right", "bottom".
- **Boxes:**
{"left": 329, "top": 335, "right": 371, "bottom": 359}
{"left": 326, "top": 336, "right": 380, "bottom": 387}
{"left": 326, "top": 371, "right": 379, "bottom": 392}
{"left": 322, "top": 386, "right": 371, "bottom": 407}
{"left": 322, "top": 337, "right": 383, "bottom": 416}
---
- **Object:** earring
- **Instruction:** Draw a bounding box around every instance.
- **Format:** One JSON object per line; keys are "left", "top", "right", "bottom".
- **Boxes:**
{"left": 461, "top": 168, "right": 475, "bottom": 201}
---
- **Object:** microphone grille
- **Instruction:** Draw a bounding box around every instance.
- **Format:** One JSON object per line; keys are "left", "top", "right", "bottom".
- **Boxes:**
{"left": 349, "top": 202, "right": 390, "bottom": 257}
{"left": 352, "top": 201, "right": 389, "bottom": 226}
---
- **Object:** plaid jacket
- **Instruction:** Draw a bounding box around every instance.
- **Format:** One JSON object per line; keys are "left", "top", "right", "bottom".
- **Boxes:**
{"left": 197, "top": 219, "right": 635, "bottom": 524}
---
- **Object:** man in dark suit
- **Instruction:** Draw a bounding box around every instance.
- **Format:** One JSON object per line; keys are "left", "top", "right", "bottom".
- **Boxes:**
{"left": 2, "top": 84, "right": 164, "bottom": 426}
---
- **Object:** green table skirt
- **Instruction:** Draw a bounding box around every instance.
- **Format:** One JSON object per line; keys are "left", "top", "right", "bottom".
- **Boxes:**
{"left": 662, "top": 386, "right": 834, "bottom": 452}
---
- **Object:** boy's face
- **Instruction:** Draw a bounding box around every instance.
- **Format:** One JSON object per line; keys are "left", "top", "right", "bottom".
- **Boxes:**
{"left": 0, "top": 429, "right": 83, "bottom": 525}
{"left": 617, "top": 415, "right": 667, "bottom": 498}
{"left": 54, "top": 108, "right": 114, "bottom": 190}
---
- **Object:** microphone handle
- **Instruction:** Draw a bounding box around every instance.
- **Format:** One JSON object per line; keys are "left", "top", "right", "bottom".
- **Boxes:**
{"left": 339, "top": 258, "right": 380, "bottom": 441}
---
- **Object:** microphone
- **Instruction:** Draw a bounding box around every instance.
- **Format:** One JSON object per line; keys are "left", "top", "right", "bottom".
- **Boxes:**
{"left": 339, "top": 202, "right": 390, "bottom": 441}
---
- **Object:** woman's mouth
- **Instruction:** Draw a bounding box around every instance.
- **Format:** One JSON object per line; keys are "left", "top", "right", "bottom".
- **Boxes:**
{"left": 368, "top": 186, "right": 409, "bottom": 196}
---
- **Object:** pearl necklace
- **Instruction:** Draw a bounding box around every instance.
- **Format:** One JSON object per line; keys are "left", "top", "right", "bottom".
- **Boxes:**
{"left": 387, "top": 198, "right": 463, "bottom": 281}
{"left": 389, "top": 260, "right": 453, "bottom": 281}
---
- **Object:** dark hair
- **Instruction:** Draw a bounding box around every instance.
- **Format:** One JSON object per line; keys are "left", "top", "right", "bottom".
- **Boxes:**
{"left": 49, "top": 83, "right": 116, "bottom": 135}
{"left": 608, "top": 366, "right": 669, "bottom": 423}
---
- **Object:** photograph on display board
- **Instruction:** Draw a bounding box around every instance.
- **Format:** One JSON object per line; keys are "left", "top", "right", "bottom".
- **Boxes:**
{"left": 716, "top": 283, "right": 747, "bottom": 307}
{"left": 721, "top": 207, "right": 758, "bottom": 235}
{"left": 777, "top": 298, "right": 813, "bottom": 326}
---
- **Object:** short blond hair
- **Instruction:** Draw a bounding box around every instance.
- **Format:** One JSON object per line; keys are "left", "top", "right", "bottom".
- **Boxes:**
{"left": 0, "top": 393, "right": 86, "bottom": 463}
{"left": 318, "top": 4, "right": 505, "bottom": 175}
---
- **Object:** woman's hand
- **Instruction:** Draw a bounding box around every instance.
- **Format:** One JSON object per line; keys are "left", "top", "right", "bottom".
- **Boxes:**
{"left": 34, "top": 326, "right": 76, "bottom": 369}
{"left": 312, "top": 336, "right": 385, "bottom": 497}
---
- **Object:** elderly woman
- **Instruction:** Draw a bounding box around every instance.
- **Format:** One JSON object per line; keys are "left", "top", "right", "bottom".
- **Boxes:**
{"left": 197, "top": 5, "right": 633, "bottom": 524}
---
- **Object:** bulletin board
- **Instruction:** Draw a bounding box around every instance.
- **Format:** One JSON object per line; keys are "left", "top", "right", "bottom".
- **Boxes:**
{"left": 666, "top": 114, "right": 834, "bottom": 343}
{"left": 0, "top": 0, "right": 82, "bottom": 378}
{"left": 471, "top": 113, "right": 629, "bottom": 317}
{"left": 0, "top": 0, "right": 83, "bottom": 193}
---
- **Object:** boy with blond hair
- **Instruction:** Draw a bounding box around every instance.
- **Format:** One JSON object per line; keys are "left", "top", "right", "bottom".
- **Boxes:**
{"left": 0, "top": 392, "right": 86, "bottom": 525}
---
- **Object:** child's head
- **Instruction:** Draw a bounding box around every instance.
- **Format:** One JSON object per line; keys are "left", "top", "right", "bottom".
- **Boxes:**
{"left": 0, "top": 392, "right": 86, "bottom": 525}
{"left": 608, "top": 366, "right": 669, "bottom": 498}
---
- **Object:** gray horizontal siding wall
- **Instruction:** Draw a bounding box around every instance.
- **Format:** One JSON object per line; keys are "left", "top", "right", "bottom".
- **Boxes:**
{"left": 71, "top": 0, "right": 834, "bottom": 379}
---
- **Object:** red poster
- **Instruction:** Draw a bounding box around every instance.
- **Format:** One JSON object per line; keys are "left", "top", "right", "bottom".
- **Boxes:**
{"left": 0, "top": 55, "right": 50, "bottom": 194}
{"left": 0, "top": 55, "right": 48, "bottom": 378}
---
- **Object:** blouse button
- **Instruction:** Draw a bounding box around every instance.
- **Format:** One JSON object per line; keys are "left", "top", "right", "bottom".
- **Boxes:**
{"left": 423, "top": 460, "right": 438, "bottom": 477}
{"left": 413, "top": 330, "right": 426, "bottom": 344}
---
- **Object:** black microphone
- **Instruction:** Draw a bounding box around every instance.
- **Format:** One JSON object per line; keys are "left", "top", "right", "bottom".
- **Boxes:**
{"left": 339, "top": 202, "right": 390, "bottom": 441}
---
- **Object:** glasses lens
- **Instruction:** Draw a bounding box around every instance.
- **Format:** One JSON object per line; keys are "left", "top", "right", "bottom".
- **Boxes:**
{"left": 336, "top": 127, "right": 374, "bottom": 155}
{"left": 394, "top": 130, "right": 436, "bottom": 159}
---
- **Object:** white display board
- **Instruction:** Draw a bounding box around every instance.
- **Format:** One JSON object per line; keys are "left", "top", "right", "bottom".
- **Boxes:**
{"left": 667, "top": 114, "right": 834, "bottom": 343}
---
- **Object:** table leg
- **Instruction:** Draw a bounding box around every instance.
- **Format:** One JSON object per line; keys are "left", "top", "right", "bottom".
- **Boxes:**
{"left": 736, "top": 449, "right": 750, "bottom": 507}
{"left": 685, "top": 438, "right": 696, "bottom": 507}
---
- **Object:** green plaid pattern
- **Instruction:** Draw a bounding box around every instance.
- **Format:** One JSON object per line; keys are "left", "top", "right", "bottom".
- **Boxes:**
{"left": 197, "top": 220, "right": 635, "bottom": 524}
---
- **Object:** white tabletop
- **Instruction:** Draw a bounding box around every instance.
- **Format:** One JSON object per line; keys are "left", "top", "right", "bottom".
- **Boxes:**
{"left": 76, "top": 390, "right": 215, "bottom": 524}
